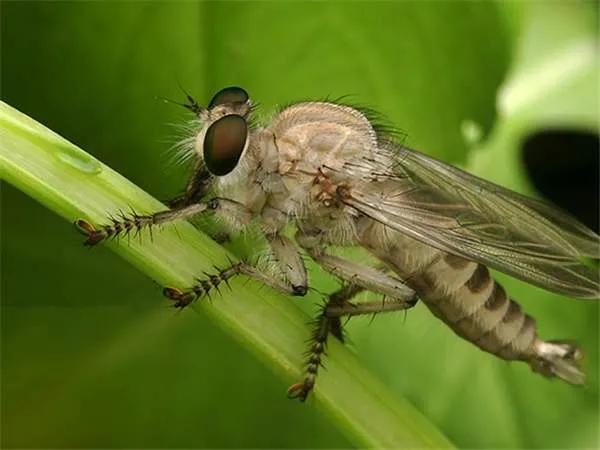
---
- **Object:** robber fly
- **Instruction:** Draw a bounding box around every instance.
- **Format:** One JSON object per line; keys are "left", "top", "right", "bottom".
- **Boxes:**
{"left": 77, "top": 87, "right": 600, "bottom": 401}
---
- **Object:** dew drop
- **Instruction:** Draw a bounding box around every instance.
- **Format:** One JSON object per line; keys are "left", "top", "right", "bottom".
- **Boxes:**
{"left": 55, "top": 144, "right": 102, "bottom": 174}
{"left": 1, "top": 114, "right": 104, "bottom": 175}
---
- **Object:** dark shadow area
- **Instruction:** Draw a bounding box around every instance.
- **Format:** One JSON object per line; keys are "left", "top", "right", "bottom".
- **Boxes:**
{"left": 522, "top": 129, "right": 599, "bottom": 232}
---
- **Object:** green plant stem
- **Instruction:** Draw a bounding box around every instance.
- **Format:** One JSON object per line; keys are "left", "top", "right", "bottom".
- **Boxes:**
{"left": 0, "top": 101, "right": 454, "bottom": 449}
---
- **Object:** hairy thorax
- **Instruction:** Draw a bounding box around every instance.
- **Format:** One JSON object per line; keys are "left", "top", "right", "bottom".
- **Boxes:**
{"left": 215, "top": 101, "right": 385, "bottom": 241}
{"left": 269, "top": 102, "right": 383, "bottom": 242}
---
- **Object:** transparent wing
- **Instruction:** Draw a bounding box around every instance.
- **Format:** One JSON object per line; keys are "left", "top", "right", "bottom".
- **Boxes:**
{"left": 343, "top": 145, "right": 600, "bottom": 299}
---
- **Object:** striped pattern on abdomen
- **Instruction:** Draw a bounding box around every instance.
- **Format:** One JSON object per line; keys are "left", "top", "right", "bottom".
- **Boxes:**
{"left": 412, "top": 254, "right": 537, "bottom": 361}
{"left": 361, "top": 223, "right": 585, "bottom": 384}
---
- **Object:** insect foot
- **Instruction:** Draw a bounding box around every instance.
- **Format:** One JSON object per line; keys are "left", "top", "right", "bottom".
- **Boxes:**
{"left": 287, "top": 339, "right": 326, "bottom": 402}
{"left": 287, "top": 381, "right": 313, "bottom": 402}
{"left": 163, "top": 262, "right": 245, "bottom": 309}
{"left": 75, "top": 211, "right": 153, "bottom": 246}
{"left": 75, "top": 219, "right": 107, "bottom": 246}
{"left": 287, "top": 310, "right": 330, "bottom": 402}
{"left": 163, "top": 287, "right": 197, "bottom": 309}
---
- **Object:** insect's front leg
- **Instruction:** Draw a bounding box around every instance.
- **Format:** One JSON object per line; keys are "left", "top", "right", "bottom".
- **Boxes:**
{"left": 75, "top": 201, "right": 215, "bottom": 246}
{"left": 166, "top": 164, "right": 212, "bottom": 209}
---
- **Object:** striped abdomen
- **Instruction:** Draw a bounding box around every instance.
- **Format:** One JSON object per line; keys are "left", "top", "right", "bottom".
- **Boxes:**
{"left": 412, "top": 255, "right": 537, "bottom": 361}
{"left": 363, "top": 226, "right": 585, "bottom": 384}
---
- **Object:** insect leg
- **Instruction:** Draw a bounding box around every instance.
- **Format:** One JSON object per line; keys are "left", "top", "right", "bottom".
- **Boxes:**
{"left": 166, "top": 163, "right": 212, "bottom": 209}
{"left": 297, "top": 229, "right": 416, "bottom": 303}
{"left": 76, "top": 194, "right": 251, "bottom": 246}
{"left": 163, "top": 259, "right": 309, "bottom": 309}
{"left": 164, "top": 231, "right": 309, "bottom": 308}
{"left": 326, "top": 283, "right": 363, "bottom": 341}
{"left": 75, "top": 202, "right": 213, "bottom": 246}
{"left": 303, "top": 252, "right": 416, "bottom": 309}
{"left": 325, "top": 297, "right": 418, "bottom": 318}
{"left": 288, "top": 282, "right": 415, "bottom": 402}
{"left": 268, "top": 234, "right": 308, "bottom": 295}
{"left": 165, "top": 163, "right": 235, "bottom": 243}
{"left": 287, "top": 283, "right": 361, "bottom": 402}
{"left": 163, "top": 262, "right": 245, "bottom": 308}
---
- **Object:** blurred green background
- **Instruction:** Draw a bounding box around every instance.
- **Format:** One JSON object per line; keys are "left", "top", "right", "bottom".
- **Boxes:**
{"left": 2, "top": 1, "right": 598, "bottom": 448}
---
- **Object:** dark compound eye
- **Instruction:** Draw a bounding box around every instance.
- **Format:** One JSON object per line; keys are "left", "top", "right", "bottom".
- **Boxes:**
{"left": 208, "top": 86, "right": 249, "bottom": 108}
{"left": 203, "top": 114, "right": 248, "bottom": 176}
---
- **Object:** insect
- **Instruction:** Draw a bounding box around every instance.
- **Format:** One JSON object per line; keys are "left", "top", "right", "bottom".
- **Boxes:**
{"left": 76, "top": 86, "right": 600, "bottom": 401}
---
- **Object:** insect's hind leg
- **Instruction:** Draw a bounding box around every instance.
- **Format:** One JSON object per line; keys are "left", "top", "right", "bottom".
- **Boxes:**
{"left": 297, "top": 231, "right": 417, "bottom": 304}
{"left": 287, "top": 283, "right": 417, "bottom": 402}
{"left": 286, "top": 283, "right": 360, "bottom": 402}
{"left": 326, "top": 284, "right": 363, "bottom": 342}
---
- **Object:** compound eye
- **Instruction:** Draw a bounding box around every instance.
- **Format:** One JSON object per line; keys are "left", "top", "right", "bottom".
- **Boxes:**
{"left": 203, "top": 114, "right": 248, "bottom": 176}
{"left": 209, "top": 86, "right": 249, "bottom": 108}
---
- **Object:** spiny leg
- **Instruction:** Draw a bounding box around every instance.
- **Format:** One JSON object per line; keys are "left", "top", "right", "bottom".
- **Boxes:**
{"left": 167, "top": 163, "right": 212, "bottom": 209}
{"left": 297, "top": 233, "right": 416, "bottom": 302}
{"left": 313, "top": 253, "right": 416, "bottom": 301}
{"left": 75, "top": 202, "right": 212, "bottom": 246}
{"left": 163, "top": 261, "right": 245, "bottom": 308}
{"left": 287, "top": 306, "right": 331, "bottom": 402}
{"left": 76, "top": 162, "right": 214, "bottom": 246}
{"left": 287, "top": 284, "right": 417, "bottom": 402}
{"left": 325, "top": 297, "right": 419, "bottom": 318}
{"left": 167, "top": 164, "right": 233, "bottom": 243}
{"left": 326, "top": 283, "right": 363, "bottom": 341}
{"left": 288, "top": 233, "right": 418, "bottom": 401}
{"left": 74, "top": 195, "right": 254, "bottom": 246}
{"left": 163, "top": 256, "right": 309, "bottom": 309}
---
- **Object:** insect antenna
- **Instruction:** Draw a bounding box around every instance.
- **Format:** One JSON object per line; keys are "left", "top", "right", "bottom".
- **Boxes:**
{"left": 155, "top": 85, "right": 205, "bottom": 118}
{"left": 176, "top": 81, "right": 206, "bottom": 116}
{"left": 155, "top": 95, "right": 190, "bottom": 111}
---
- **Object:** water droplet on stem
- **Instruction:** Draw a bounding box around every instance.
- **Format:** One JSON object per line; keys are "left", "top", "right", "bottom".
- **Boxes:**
{"left": 55, "top": 145, "right": 102, "bottom": 174}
